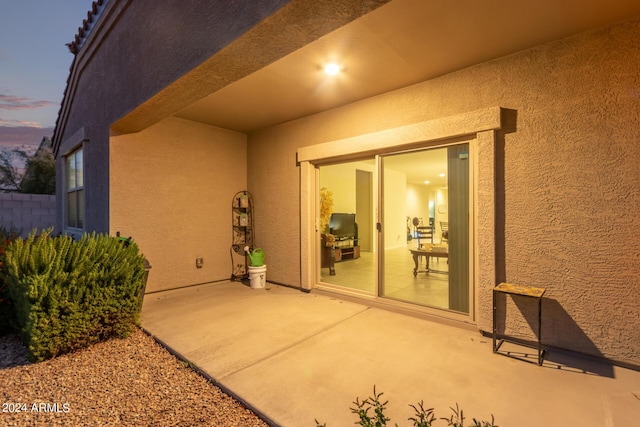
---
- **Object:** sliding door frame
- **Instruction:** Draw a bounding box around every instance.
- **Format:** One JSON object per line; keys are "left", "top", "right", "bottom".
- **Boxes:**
{"left": 377, "top": 140, "right": 474, "bottom": 318}
{"left": 298, "top": 107, "right": 503, "bottom": 327}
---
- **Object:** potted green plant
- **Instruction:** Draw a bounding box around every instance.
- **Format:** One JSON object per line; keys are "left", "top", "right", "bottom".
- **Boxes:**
{"left": 320, "top": 187, "right": 334, "bottom": 233}
{"left": 320, "top": 188, "right": 336, "bottom": 274}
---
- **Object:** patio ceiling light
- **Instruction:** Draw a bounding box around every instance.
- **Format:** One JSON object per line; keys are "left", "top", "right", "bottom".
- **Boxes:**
{"left": 323, "top": 63, "right": 341, "bottom": 75}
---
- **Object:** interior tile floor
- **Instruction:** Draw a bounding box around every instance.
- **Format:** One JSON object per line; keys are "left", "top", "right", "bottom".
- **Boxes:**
{"left": 321, "top": 244, "right": 450, "bottom": 309}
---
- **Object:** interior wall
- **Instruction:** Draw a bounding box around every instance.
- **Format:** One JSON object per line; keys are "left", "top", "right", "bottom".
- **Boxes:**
{"left": 319, "top": 162, "right": 375, "bottom": 238}
{"left": 383, "top": 167, "right": 407, "bottom": 249}
{"left": 248, "top": 16, "right": 640, "bottom": 365}
{"left": 406, "top": 183, "right": 431, "bottom": 231}
{"left": 355, "top": 169, "right": 373, "bottom": 252}
{"left": 110, "top": 117, "right": 247, "bottom": 292}
{"left": 435, "top": 189, "right": 448, "bottom": 242}
{"left": 406, "top": 184, "right": 450, "bottom": 244}
{"left": 319, "top": 163, "right": 358, "bottom": 213}
{"left": 320, "top": 161, "right": 412, "bottom": 250}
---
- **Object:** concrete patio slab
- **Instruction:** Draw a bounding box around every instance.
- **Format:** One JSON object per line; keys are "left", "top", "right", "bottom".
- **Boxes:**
{"left": 141, "top": 281, "right": 368, "bottom": 379}
{"left": 141, "top": 281, "right": 640, "bottom": 427}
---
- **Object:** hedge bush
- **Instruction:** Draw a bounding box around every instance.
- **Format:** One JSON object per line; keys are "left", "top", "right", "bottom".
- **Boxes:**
{"left": 0, "top": 226, "right": 21, "bottom": 335}
{"left": 1, "top": 229, "right": 147, "bottom": 362}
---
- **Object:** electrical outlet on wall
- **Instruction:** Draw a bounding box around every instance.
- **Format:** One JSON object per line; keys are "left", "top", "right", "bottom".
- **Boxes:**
{"left": 196, "top": 258, "right": 204, "bottom": 268}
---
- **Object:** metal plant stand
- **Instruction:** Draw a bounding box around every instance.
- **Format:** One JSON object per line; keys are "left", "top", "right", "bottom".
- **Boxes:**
{"left": 230, "top": 191, "right": 254, "bottom": 281}
{"left": 493, "top": 282, "right": 546, "bottom": 365}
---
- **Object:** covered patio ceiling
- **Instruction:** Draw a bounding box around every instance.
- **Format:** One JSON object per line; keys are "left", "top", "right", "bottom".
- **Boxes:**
{"left": 173, "top": 0, "right": 640, "bottom": 133}
{"left": 115, "top": 0, "right": 640, "bottom": 135}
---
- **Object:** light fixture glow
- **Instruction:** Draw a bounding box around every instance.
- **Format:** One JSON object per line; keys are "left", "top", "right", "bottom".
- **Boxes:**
{"left": 424, "top": 180, "right": 430, "bottom": 184}
{"left": 439, "top": 173, "right": 446, "bottom": 177}
{"left": 324, "top": 63, "right": 341, "bottom": 75}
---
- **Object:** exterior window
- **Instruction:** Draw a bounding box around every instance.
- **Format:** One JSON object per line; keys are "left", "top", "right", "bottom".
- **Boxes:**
{"left": 66, "top": 148, "right": 84, "bottom": 229}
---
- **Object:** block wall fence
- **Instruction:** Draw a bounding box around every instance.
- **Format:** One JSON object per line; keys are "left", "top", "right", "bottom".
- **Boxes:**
{"left": 0, "top": 193, "right": 56, "bottom": 237}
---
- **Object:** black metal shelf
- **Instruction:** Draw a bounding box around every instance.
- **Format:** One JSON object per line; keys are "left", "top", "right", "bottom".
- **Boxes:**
{"left": 231, "top": 191, "right": 253, "bottom": 280}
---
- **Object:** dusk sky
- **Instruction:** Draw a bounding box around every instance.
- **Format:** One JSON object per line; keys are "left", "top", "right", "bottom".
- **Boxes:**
{"left": 0, "top": 0, "right": 92, "bottom": 151}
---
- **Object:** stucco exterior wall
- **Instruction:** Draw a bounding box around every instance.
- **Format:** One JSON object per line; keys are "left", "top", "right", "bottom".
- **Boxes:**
{"left": 248, "top": 17, "right": 640, "bottom": 365}
{"left": 110, "top": 117, "right": 247, "bottom": 292}
{"left": 54, "top": 0, "right": 290, "bottom": 235}
{"left": 245, "top": 132, "right": 302, "bottom": 287}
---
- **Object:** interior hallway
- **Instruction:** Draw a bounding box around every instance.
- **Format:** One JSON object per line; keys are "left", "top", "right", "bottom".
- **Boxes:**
{"left": 141, "top": 281, "right": 640, "bottom": 427}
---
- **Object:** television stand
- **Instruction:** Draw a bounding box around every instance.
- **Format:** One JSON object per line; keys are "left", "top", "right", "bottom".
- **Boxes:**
{"left": 334, "top": 239, "right": 360, "bottom": 262}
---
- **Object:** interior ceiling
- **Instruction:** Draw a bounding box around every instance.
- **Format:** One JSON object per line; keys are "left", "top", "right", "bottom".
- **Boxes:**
{"left": 384, "top": 148, "right": 449, "bottom": 187}
{"left": 174, "top": 0, "right": 640, "bottom": 135}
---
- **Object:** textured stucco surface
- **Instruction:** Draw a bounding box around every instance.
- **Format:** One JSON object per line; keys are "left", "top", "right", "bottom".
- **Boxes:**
{"left": 248, "top": 17, "right": 640, "bottom": 365}
{"left": 110, "top": 0, "right": 390, "bottom": 135}
{"left": 53, "top": 0, "right": 292, "bottom": 234}
{"left": 54, "top": 0, "right": 389, "bottom": 235}
{"left": 246, "top": 132, "right": 302, "bottom": 287}
{"left": 110, "top": 117, "right": 247, "bottom": 292}
{"left": 55, "top": 0, "right": 640, "bottom": 366}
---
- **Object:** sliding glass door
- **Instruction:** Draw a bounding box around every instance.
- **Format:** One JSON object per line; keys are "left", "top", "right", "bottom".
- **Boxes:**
{"left": 318, "top": 159, "right": 376, "bottom": 293}
{"left": 381, "top": 144, "right": 470, "bottom": 313}
{"left": 318, "top": 141, "right": 471, "bottom": 315}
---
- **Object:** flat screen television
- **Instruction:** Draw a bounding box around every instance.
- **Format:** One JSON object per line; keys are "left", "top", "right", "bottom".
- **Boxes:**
{"left": 330, "top": 213, "right": 356, "bottom": 240}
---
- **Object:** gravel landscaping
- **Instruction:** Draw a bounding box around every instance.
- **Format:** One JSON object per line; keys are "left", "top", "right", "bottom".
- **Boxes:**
{"left": 0, "top": 328, "right": 269, "bottom": 426}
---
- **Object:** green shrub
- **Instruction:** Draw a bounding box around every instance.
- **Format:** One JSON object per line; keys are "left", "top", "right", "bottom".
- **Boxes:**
{"left": 316, "top": 386, "right": 497, "bottom": 427}
{"left": 1, "top": 229, "right": 147, "bottom": 362}
{"left": 0, "top": 225, "right": 21, "bottom": 335}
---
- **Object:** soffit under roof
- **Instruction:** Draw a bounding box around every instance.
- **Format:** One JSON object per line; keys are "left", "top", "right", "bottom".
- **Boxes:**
{"left": 173, "top": 0, "right": 640, "bottom": 133}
